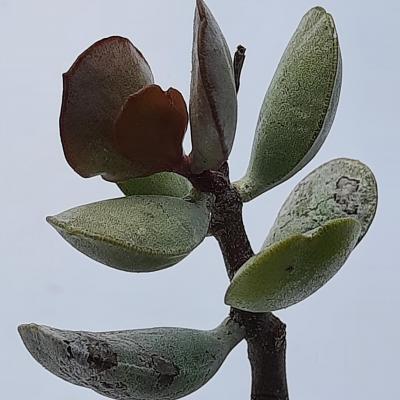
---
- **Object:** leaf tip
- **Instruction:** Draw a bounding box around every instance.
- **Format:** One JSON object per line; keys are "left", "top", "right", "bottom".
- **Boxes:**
{"left": 18, "top": 323, "right": 40, "bottom": 349}
{"left": 18, "top": 322, "right": 34, "bottom": 336}
{"left": 196, "top": 0, "right": 206, "bottom": 15}
{"left": 306, "top": 6, "right": 337, "bottom": 38}
{"left": 309, "top": 6, "right": 327, "bottom": 13}
{"left": 46, "top": 215, "right": 57, "bottom": 228}
{"left": 46, "top": 214, "right": 66, "bottom": 235}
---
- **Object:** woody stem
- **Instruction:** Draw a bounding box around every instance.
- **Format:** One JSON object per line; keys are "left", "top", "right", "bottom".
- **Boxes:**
{"left": 190, "top": 163, "right": 289, "bottom": 400}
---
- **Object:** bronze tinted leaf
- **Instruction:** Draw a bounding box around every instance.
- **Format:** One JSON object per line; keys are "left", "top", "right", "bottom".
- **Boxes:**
{"left": 60, "top": 36, "right": 154, "bottom": 181}
{"left": 189, "top": 0, "right": 237, "bottom": 173}
{"left": 113, "top": 85, "right": 188, "bottom": 175}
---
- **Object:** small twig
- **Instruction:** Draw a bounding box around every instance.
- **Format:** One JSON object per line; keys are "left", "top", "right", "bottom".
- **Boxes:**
{"left": 234, "top": 45, "right": 246, "bottom": 93}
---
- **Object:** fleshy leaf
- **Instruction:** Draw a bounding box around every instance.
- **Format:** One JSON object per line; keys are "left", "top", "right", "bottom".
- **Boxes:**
{"left": 236, "top": 7, "right": 342, "bottom": 201}
{"left": 113, "top": 85, "right": 189, "bottom": 176}
{"left": 118, "top": 172, "right": 192, "bottom": 197}
{"left": 189, "top": 0, "right": 238, "bottom": 173}
{"left": 60, "top": 36, "right": 154, "bottom": 182}
{"left": 265, "top": 158, "right": 378, "bottom": 248}
{"left": 225, "top": 218, "right": 361, "bottom": 313}
{"left": 46, "top": 195, "right": 210, "bottom": 273}
{"left": 18, "top": 318, "right": 243, "bottom": 400}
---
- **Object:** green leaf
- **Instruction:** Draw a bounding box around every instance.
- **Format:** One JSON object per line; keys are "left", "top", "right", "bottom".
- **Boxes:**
{"left": 47, "top": 195, "right": 210, "bottom": 273}
{"left": 118, "top": 172, "right": 192, "bottom": 198}
{"left": 189, "top": 0, "right": 237, "bottom": 173}
{"left": 236, "top": 7, "right": 342, "bottom": 201}
{"left": 225, "top": 218, "right": 361, "bottom": 313}
{"left": 265, "top": 158, "right": 378, "bottom": 248}
{"left": 18, "top": 318, "right": 244, "bottom": 400}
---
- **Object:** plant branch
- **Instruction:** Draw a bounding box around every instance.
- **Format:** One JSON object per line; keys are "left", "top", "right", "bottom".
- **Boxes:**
{"left": 234, "top": 45, "right": 246, "bottom": 93}
{"left": 190, "top": 163, "right": 289, "bottom": 400}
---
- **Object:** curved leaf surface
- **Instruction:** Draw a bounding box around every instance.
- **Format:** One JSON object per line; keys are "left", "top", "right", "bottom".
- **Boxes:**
{"left": 118, "top": 172, "right": 192, "bottom": 198}
{"left": 113, "top": 85, "right": 188, "bottom": 176}
{"left": 60, "top": 36, "right": 154, "bottom": 182}
{"left": 236, "top": 7, "right": 342, "bottom": 201}
{"left": 225, "top": 218, "right": 361, "bottom": 312}
{"left": 47, "top": 195, "right": 210, "bottom": 272}
{"left": 189, "top": 0, "right": 237, "bottom": 173}
{"left": 18, "top": 318, "right": 244, "bottom": 400}
{"left": 265, "top": 158, "right": 378, "bottom": 247}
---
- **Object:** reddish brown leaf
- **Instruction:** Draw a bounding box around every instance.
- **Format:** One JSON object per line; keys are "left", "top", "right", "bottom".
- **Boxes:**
{"left": 60, "top": 36, "right": 154, "bottom": 181}
{"left": 113, "top": 85, "right": 188, "bottom": 174}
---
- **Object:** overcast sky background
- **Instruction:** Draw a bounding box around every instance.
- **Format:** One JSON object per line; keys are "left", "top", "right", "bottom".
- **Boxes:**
{"left": 1, "top": 0, "right": 399, "bottom": 399}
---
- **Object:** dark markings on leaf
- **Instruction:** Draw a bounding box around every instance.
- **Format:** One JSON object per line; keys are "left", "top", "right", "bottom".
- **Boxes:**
{"left": 87, "top": 341, "right": 118, "bottom": 373}
{"left": 285, "top": 266, "right": 295, "bottom": 273}
{"left": 334, "top": 176, "right": 360, "bottom": 215}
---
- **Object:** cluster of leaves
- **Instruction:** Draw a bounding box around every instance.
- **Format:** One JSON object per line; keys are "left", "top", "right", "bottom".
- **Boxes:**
{"left": 19, "top": 1, "right": 377, "bottom": 400}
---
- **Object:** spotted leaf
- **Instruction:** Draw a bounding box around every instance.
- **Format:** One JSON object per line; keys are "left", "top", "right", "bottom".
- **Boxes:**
{"left": 264, "top": 158, "right": 378, "bottom": 247}
{"left": 18, "top": 318, "right": 244, "bottom": 400}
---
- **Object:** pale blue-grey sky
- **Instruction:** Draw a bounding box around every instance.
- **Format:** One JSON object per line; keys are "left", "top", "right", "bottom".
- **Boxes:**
{"left": 1, "top": 0, "right": 399, "bottom": 399}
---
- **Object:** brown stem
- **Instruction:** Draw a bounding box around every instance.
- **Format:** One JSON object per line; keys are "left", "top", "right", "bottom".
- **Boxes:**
{"left": 190, "top": 163, "right": 289, "bottom": 400}
{"left": 234, "top": 45, "right": 246, "bottom": 93}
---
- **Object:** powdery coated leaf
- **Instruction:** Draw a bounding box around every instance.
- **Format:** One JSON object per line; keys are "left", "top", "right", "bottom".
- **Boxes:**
{"left": 118, "top": 172, "right": 192, "bottom": 198}
{"left": 18, "top": 318, "right": 244, "bottom": 400}
{"left": 61, "top": 36, "right": 154, "bottom": 182}
{"left": 189, "top": 0, "right": 238, "bottom": 174}
{"left": 236, "top": 7, "right": 342, "bottom": 201}
{"left": 46, "top": 195, "right": 210, "bottom": 273}
{"left": 225, "top": 218, "right": 361, "bottom": 313}
{"left": 113, "top": 85, "right": 189, "bottom": 176}
{"left": 264, "top": 158, "right": 378, "bottom": 248}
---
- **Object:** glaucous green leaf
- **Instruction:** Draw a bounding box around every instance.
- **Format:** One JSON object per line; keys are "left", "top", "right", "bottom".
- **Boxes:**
{"left": 189, "top": 0, "right": 238, "bottom": 173}
{"left": 61, "top": 36, "right": 154, "bottom": 182}
{"left": 18, "top": 318, "right": 244, "bottom": 400}
{"left": 265, "top": 158, "right": 378, "bottom": 248}
{"left": 236, "top": 7, "right": 342, "bottom": 201}
{"left": 225, "top": 218, "right": 361, "bottom": 312}
{"left": 118, "top": 172, "right": 192, "bottom": 198}
{"left": 47, "top": 195, "right": 210, "bottom": 272}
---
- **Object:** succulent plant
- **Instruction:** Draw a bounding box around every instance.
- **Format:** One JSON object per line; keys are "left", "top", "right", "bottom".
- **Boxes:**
{"left": 19, "top": 1, "right": 378, "bottom": 399}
